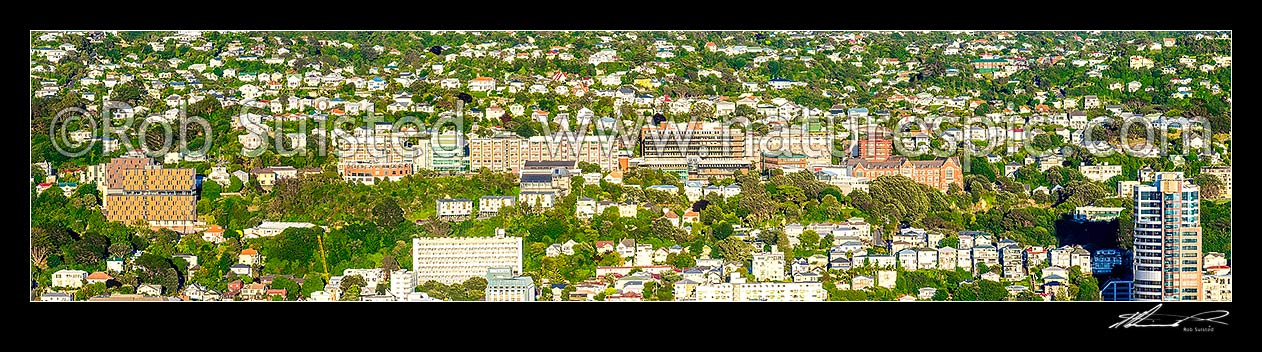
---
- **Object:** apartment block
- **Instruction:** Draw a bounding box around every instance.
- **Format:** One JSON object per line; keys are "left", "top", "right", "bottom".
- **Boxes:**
{"left": 412, "top": 234, "right": 523, "bottom": 285}
{"left": 751, "top": 251, "right": 786, "bottom": 282}
{"left": 103, "top": 166, "right": 198, "bottom": 233}
{"left": 1133, "top": 172, "right": 1203, "bottom": 301}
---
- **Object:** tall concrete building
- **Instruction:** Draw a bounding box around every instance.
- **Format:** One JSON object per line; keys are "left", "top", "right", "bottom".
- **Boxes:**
{"left": 469, "top": 134, "right": 527, "bottom": 173}
{"left": 411, "top": 234, "right": 523, "bottom": 285}
{"left": 639, "top": 121, "right": 751, "bottom": 180}
{"left": 1132, "top": 172, "right": 1203, "bottom": 301}
{"left": 527, "top": 134, "right": 616, "bottom": 171}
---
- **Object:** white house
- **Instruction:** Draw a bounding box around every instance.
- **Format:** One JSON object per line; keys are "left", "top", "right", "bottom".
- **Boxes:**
{"left": 51, "top": 269, "right": 88, "bottom": 289}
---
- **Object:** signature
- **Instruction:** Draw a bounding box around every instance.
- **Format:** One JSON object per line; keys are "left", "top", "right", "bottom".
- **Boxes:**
{"left": 1110, "top": 304, "right": 1230, "bottom": 329}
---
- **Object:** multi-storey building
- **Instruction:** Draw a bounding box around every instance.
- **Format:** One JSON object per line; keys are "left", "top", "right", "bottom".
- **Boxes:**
{"left": 1133, "top": 172, "right": 1203, "bottom": 301}
{"left": 1117, "top": 180, "right": 1141, "bottom": 200}
{"left": 390, "top": 269, "right": 416, "bottom": 299}
{"left": 412, "top": 234, "right": 523, "bottom": 285}
{"left": 51, "top": 269, "right": 88, "bottom": 288}
{"left": 414, "top": 131, "right": 469, "bottom": 174}
{"left": 688, "top": 282, "right": 826, "bottom": 302}
{"left": 639, "top": 121, "right": 751, "bottom": 180}
{"left": 337, "top": 131, "right": 414, "bottom": 184}
{"left": 937, "top": 247, "right": 958, "bottom": 269}
{"left": 469, "top": 134, "right": 527, "bottom": 173}
{"left": 1200, "top": 166, "right": 1232, "bottom": 199}
{"left": 1000, "top": 245, "right": 1026, "bottom": 281}
{"left": 1079, "top": 163, "right": 1123, "bottom": 182}
{"left": 751, "top": 251, "right": 786, "bottom": 282}
{"left": 1093, "top": 248, "right": 1127, "bottom": 275}
{"left": 436, "top": 198, "right": 473, "bottom": 218}
{"left": 479, "top": 196, "right": 516, "bottom": 217}
{"left": 846, "top": 138, "right": 962, "bottom": 192}
{"left": 856, "top": 136, "right": 894, "bottom": 161}
{"left": 102, "top": 166, "right": 198, "bottom": 233}
{"left": 733, "top": 282, "right": 826, "bottom": 301}
{"left": 971, "top": 245, "right": 999, "bottom": 272}
{"left": 1202, "top": 272, "right": 1232, "bottom": 302}
{"left": 750, "top": 131, "right": 834, "bottom": 169}
{"left": 99, "top": 153, "right": 157, "bottom": 194}
{"left": 760, "top": 152, "right": 811, "bottom": 170}
{"left": 1073, "top": 206, "right": 1125, "bottom": 222}
{"left": 527, "top": 134, "right": 616, "bottom": 171}
{"left": 485, "top": 267, "right": 536, "bottom": 302}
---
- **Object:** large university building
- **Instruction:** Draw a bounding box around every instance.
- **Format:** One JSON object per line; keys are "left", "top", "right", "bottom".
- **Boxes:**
{"left": 844, "top": 137, "right": 962, "bottom": 192}
{"left": 336, "top": 128, "right": 414, "bottom": 184}
{"left": 639, "top": 121, "right": 752, "bottom": 180}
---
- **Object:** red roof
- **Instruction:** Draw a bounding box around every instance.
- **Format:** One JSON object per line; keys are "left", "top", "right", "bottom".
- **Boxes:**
{"left": 241, "top": 248, "right": 258, "bottom": 256}
{"left": 87, "top": 272, "right": 112, "bottom": 281}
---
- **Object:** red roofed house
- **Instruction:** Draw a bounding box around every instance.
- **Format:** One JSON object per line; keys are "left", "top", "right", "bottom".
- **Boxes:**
{"left": 266, "top": 289, "right": 288, "bottom": 299}
{"left": 203, "top": 224, "right": 226, "bottom": 243}
{"left": 469, "top": 77, "right": 496, "bottom": 92}
{"left": 239, "top": 248, "right": 260, "bottom": 265}
{"left": 606, "top": 291, "right": 643, "bottom": 301}
{"left": 664, "top": 209, "right": 680, "bottom": 227}
{"left": 86, "top": 272, "right": 113, "bottom": 284}
{"left": 595, "top": 241, "right": 615, "bottom": 254}
{"left": 227, "top": 280, "right": 244, "bottom": 293}
{"left": 682, "top": 211, "right": 700, "bottom": 225}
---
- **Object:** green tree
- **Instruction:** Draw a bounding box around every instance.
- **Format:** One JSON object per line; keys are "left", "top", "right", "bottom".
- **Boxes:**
{"left": 799, "top": 230, "right": 820, "bottom": 250}
{"left": 300, "top": 274, "right": 325, "bottom": 298}
{"left": 715, "top": 237, "right": 754, "bottom": 264}
{"left": 270, "top": 276, "right": 301, "bottom": 301}
{"left": 1016, "top": 290, "right": 1042, "bottom": 301}
{"left": 341, "top": 285, "right": 361, "bottom": 301}
{"left": 372, "top": 197, "right": 406, "bottom": 229}
{"left": 340, "top": 275, "right": 367, "bottom": 292}
{"left": 228, "top": 177, "right": 244, "bottom": 193}
{"left": 977, "top": 280, "right": 1009, "bottom": 301}
{"left": 108, "top": 242, "right": 132, "bottom": 258}
{"left": 578, "top": 162, "right": 601, "bottom": 174}
{"left": 1193, "top": 173, "right": 1224, "bottom": 200}
{"left": 201, "top": 179, "right": 222, "bottom": 201}
{"left": 74, "top": 282, "right": 109, "bottom": 300}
